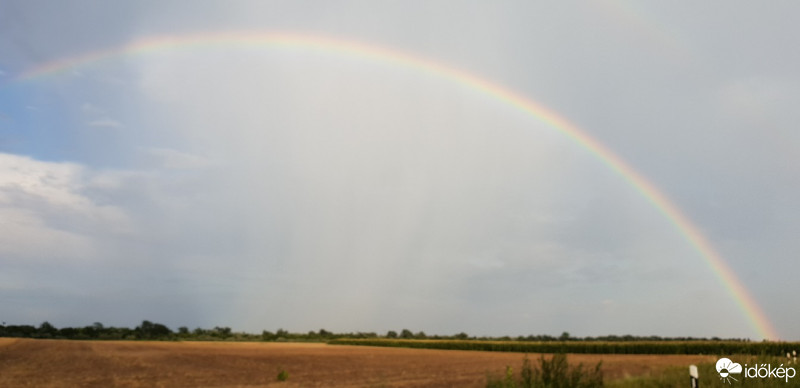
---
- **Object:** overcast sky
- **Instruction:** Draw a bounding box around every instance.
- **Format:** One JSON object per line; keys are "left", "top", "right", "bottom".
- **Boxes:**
{"left": 1, "top": 1, "right": 798, "bottom": 340}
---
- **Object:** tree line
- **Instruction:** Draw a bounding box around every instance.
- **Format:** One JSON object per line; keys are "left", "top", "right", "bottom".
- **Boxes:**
{"left": 0, "top": 321, "right": 380, "bottom": 341}
{"left": 0, "top": 322, "right": 755, "bottom": 342}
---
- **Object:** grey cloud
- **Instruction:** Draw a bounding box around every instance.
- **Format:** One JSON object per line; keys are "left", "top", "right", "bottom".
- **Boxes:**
{"left": 1, "top": 1, "right": 799, "bottom": 339}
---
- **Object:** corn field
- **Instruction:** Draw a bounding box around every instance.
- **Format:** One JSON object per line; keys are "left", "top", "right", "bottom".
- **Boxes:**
{"left": 329, "top": 339, "right": 800, "bottom": 356}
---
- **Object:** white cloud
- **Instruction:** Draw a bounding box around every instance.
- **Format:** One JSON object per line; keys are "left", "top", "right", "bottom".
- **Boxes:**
{"left": 0, "top": 153, "right": 85, "bottom": 208}
{"left": 0, "top": 153, "right": 132, "bottom": 262}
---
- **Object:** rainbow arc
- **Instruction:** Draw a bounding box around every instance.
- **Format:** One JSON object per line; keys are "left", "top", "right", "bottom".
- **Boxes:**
{"left": 13, "top": 31, "right": 780, "bottom": 340}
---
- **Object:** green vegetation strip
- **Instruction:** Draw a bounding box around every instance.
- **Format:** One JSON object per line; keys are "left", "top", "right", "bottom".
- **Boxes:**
{"left": 328, "top": 339, "right": 800, "bottom": 356}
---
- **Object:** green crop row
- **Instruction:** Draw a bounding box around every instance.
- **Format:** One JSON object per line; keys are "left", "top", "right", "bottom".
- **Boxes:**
{"left": 328, "top": 339, "right": 800, "bottom": 356}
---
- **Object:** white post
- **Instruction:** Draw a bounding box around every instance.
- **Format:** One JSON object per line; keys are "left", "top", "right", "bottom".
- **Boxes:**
{"left": 689, "top": 364, "right": 699, "bottom": 387}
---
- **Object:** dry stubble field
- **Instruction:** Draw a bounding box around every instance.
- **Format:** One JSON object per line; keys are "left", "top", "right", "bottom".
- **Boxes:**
{"left": 0, "top": 338, "right": 714, "bottom": 387}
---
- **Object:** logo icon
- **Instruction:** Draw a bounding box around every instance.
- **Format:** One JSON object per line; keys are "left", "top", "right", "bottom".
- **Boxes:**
{"left": 716, "top": 358, "right": 743, "bottom": 384}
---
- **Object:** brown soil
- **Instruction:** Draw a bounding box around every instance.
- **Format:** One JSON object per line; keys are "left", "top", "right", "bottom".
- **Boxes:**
{"left": 0, "top": 338, "right": 714, "bottom": 387}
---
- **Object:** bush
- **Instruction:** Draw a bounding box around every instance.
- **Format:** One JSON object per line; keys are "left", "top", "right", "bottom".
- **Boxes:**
{"left": 277, "top": 368, "right": 289, "bottom": 381}
{"left": 487, "top": 353, "right": 603, "bottom": 388}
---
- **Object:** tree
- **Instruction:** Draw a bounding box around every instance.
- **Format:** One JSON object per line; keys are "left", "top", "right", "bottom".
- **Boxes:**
{"left": 400, "top": 329, "right": 413, "bottom": 339}
{"left": 559, "top": 331, "right": 570, "bottom": 341}
{"left": 82, "top": 324, "right": 100, "bottom": 338}
{"left": 59, "top": 327, "right": 79, "bottom": 338}
{"left": 136, "top": 320, "right": 172, "bottom": 339}
{"left": 139, "top": 320, "right": 155, "bottom": 335}
{"left": 38, "top": 321, "right": 57, "bottom": 338}
{"left": 213, "top": 326, "right": 232, "bottom": 338}
{"left": 151, "top": 323, "right": 172, "bottom": 338}
{"left": 386, "top": 330, "right": 398, "bottom": 338}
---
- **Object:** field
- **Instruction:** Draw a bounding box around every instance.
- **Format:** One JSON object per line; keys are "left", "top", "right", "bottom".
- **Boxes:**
{"left": 0, "top": 338, "right": 717, "bottom": 387}
{"left": 329, "top": 338, "right": 800, "bottom": 355}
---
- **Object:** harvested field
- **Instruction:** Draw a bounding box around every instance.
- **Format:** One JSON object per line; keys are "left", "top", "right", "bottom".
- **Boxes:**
{"left": 0, "top": 338, "right": 715, "bottom": 387}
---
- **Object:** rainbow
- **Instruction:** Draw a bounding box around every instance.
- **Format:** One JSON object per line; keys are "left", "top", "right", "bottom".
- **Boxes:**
{"left": 14, "top": 31, "right": 780, "bottom": 340}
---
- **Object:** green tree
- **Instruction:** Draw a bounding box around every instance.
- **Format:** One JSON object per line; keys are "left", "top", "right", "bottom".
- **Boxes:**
{"left": 136, "top": 320, "right": 172, "bottom": 339}
{"left": 38, "top": 321, "right": 57, "bottom": 338}
{"left": 151, "top": 323, "right": 172, "bottom": 338}
{"left": 59, "top": 327, "right": 79, "bottom": 338}
{"left": 400, "top": 329, "right": 413, "bottom": 339}
{"left": 213, "top": 326, "right": 232, "bottom": 338}
{"left": 82, "top": 324, "right": 100, "bottom": 338}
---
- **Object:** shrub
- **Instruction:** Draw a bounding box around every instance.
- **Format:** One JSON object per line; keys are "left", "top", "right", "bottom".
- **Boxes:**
{"left": 277, "top": 368, "right": 289, "bottom": 381}
{"left": 487, "top": 353, "right": 603, "bottom": 388}
{"left": 486, "top": 365, "right": 517, "bottom": 388}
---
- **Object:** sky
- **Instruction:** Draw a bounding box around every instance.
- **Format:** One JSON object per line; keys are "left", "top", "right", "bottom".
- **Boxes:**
{"left": 0, "top": 1, "right": 798, "bottom": 340}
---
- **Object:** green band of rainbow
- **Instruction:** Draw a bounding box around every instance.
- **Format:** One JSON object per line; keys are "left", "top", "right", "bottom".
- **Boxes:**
{"left": 14, "top": 31, "right": 780, "bottom": 340}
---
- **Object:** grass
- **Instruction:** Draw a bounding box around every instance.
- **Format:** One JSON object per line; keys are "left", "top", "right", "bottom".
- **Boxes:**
{"left": 608, "top": 355, "right": 800, "bottom": 387}
{"left": 486, "top": 353, "right": 800, "bottom": 387}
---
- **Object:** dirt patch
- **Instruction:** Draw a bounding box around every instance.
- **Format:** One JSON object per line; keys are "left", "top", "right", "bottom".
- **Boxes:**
{"left": 0, "top": 339, "right": 714, "bottom": 387}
